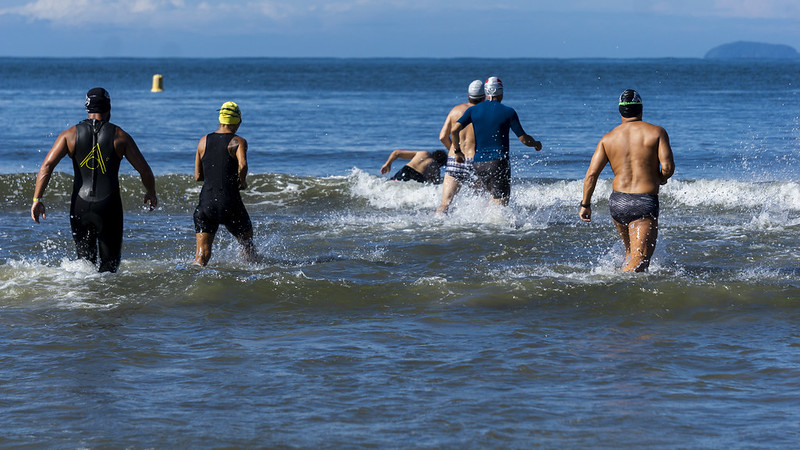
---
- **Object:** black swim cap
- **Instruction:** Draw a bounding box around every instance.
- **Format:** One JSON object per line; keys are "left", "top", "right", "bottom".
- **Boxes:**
{"left": 432, "top": 150, "right": 448, "bottom": 166}
{"left": 618, "top": 89, "right": 642, "bottom": 118}
{"left": 85, "top": 87, "right": 111, "bottom": 113}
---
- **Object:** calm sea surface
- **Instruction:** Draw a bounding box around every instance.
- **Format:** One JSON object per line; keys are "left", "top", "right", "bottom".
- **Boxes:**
{"left": 1, "top": 57, "right": 799, "bottom": 447}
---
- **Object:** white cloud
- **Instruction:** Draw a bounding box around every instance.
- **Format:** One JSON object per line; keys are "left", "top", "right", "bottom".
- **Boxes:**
{"left": 0, "top": 0, "right": 185, "bottom": 25}
{"left": 0, "top": 0, "right": 797, "bottom": 29}
{"left": 0, "top": 0, "right": 342, "bottom": 28}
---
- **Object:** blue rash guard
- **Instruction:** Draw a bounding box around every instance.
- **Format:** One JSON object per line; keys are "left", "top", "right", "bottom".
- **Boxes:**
{"left": 457, "top": 100, "right": 526, "bottom": 163}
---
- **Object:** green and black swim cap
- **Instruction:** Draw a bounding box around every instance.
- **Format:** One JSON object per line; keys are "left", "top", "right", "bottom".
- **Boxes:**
{"left": 618, "top": 89, "right": 642, "bottom": 118}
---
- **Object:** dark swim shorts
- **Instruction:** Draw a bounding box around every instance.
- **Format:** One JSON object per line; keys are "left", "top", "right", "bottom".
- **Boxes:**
{"left": 193, "top": 199, "right": 253, "bottom": 237}
{"left": 473, "top": 158, "right": 511, "bottom": 200}
{"left": 390, "top": 165, "right": 426, "bottom": 183}
{"left": 609, "top": 191, "right": 659, "bottom": 225}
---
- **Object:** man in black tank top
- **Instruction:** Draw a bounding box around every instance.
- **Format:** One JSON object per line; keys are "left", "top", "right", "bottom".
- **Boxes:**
{"left": 31, "top": 88, "right": 158, "bottom": 273}
{"left": 192, "top": 101, "right": 257, "bottom": 266}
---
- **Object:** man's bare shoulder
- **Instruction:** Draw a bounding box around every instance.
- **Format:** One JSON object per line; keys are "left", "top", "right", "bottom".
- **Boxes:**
{"left": 600, "top": 124, "right": 623, "bottom": 143}
{"left": 58, "top": 125, "right": 77, "bottom": 140}
{"left": 229, "top": 135, "right": 247, "bottom": 153}
{"left": 51, "top": 125, "right": 77, "bottom": 155}
{"left": 113, "top": 124, "right": 134, "bottom": 142}
{"left": 650, "top": 122, "right": 668, "bottom": 137}
{"left": 449, "top": 102, "right": 470, "bottom": 116}
{"left": 606, "top": 120, "right": 665, "bottom": 138}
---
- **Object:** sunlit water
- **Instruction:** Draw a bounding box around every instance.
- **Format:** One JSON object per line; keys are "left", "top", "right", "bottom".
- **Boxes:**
{"left": 0, "top": 58, "right": 799, "bottom": 447}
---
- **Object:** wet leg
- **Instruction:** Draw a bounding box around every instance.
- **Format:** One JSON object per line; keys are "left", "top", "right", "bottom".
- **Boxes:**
{"left": 436, "top": 174, "right": 461, "bottom": 214}
{"left": 194, "top": 232, "right": 215, "bottom": 266}
{"left": 235, "top": 229, "right": 258, "bottom": 263}
{"left": 613, "top": 219, "right": 631, "bottom": 266}
{"left": 623, "top": 218, "right": 658, "bottom": 272}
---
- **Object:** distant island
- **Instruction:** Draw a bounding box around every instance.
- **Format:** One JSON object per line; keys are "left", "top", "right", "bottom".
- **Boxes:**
{"left": 705, "top": 41, "right": 799, "bottom": 59}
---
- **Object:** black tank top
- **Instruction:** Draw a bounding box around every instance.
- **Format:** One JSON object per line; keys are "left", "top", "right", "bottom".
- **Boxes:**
{"left": 72, "top": 119, "right": 121, "bottom": 202}
{"left": 199, "top": 133, "right": 241, "bottom": 205}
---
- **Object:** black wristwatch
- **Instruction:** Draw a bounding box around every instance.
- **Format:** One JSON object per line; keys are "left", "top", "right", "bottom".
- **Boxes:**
{"left": 580, "top": 202, "right": 591, "bottom": 208}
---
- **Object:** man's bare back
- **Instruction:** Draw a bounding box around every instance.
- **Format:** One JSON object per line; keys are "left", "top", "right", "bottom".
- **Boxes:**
{"left": 599, "top": 118, "right": 673, "bottom": 195}
{"left": 440, "top": 102, "right": 476, "bottom": 159}
{"left": 579, "top": 89, "right": 675, "bottom": 272}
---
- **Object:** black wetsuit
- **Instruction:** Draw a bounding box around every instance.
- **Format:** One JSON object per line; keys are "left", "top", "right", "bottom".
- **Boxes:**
{"left": 70, "top": 119, "right": 123, "bottom": 272}
{"left": 193, "top": 133, "right": 253, "bottom": 237}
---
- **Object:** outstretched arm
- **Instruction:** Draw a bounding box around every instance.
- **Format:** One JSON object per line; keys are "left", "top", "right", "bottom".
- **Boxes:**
{"left": 519, "top": 134, "right": 542, "bottom": 151}
{"left": 579, "top": 140, "right": 609, "bottom": 222}
{"left": 31, "top": 129, "right": 72, "bottom": 223}
{"left": 118, "top": 128, "right": 158, "bottom": 210}
{"left": 380, "top": 150, "right": 418, "bottom": 174}
{"left": 658, "top": 128, "right": 675, "bottom": 185}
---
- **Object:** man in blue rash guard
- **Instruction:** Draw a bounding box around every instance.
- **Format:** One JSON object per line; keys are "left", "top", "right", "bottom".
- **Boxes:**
{"left": 449, "top": 77, "right": 542, "bottom": 206}
{"left": 31, "top": 87, "right": 158, "bottom": 273}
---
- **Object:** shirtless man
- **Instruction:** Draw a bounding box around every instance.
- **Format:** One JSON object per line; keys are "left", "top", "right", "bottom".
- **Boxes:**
{"left": 380, "top": 149, "right": 448, "bottom": 184}
{"left": 436, "top": 79, "right": 485, "bottom": 214}
{"left": 579, "top": 89, "right": 675, "bottom": 272}
{"left": 31, "top": 87, "right": 158, "bottom": 273}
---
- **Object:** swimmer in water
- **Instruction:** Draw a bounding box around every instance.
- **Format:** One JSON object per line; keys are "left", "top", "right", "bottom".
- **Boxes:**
{"left": 436, "top": 79, "right": 485, "bottom": 214}
{"left": 193, "top": 101, "right": 257, "bottom": 266}
{"left": 450, "top": 77, "right": 542, "bottom": 206}
{"left": 380, "top": 149, "right": 448, "bottom": 184}
{"left": 31, "top": 87, "right": 158, "bottom": 273}
{"left": 579, "top": 89, "right": 675, "bottom": 272}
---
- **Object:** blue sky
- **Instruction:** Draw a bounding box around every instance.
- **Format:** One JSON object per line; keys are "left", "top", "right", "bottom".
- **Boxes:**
{"left": 0, "top": 0, "right": 798, "bottom": 58}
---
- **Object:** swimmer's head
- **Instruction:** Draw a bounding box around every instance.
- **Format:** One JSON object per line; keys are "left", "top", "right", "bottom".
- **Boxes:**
{"left": 618, "top": 89, "right": 642, "bottom": 118}
{"left": 484, "top": 77, "right": 503, "bottom": 97}
{"left": 432, "top": 150, "right": 448, "bottom": 166}
{"left": 218, "top": 101, "right": 241, "bottom": 125}
{"left": 468, "top": 79, "right": 485, "bottom": 100}
{"left": 85, "top": 87, "right": 111, "bottom": 114}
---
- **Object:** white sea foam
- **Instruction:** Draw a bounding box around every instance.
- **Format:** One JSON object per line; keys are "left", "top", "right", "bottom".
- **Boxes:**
{"left": 348, "top": 168, "right": 441, "bottom": 210}
{"left": 348, "top": 169, "right": 800, "bottom": 215}
{"left": 665, "top": 179, "right": 800, "bottom": 210}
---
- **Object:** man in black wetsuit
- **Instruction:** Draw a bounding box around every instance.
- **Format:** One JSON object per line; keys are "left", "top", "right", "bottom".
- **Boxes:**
{"left": 31, "top": 87, "right": 158, "bottom": 273}
{"left": 193, "top": 101, "right": 257, "bottom": 266}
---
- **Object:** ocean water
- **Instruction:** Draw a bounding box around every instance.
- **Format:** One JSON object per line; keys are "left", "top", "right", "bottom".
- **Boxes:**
{"left": 1, "top": 57, "right": 799, "bottom": 447}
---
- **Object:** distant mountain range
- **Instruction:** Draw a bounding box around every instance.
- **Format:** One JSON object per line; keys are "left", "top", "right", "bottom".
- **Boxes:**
{"left": 705, "top": 41, "right": 799, "bottom": 59}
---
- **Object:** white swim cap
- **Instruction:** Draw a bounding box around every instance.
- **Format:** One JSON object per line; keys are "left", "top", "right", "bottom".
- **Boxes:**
{"left": 468, "top": 79, "right": 485, "bottom": 99}
{"left": 484, "top": 77, "right": 503, "bottom": 96}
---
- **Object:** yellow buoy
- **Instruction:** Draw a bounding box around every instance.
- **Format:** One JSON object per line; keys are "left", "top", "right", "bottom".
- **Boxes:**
{"left": 151, "top": 74, "right": 163, "bottom": 92}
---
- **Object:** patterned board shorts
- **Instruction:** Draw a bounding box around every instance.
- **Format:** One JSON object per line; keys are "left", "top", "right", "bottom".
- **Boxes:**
{"left": 444, "top": 156, "right": 475, "bottom": 182}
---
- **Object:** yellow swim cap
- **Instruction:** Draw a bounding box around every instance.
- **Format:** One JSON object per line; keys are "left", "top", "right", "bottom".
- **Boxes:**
{"left": 218, "top": 101, "right": 241, "bottom": 125}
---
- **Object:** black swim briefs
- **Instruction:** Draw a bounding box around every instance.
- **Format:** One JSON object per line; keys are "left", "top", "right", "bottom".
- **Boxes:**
{"left": 608, "top": 191, "right": 659, "bottom": 225}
